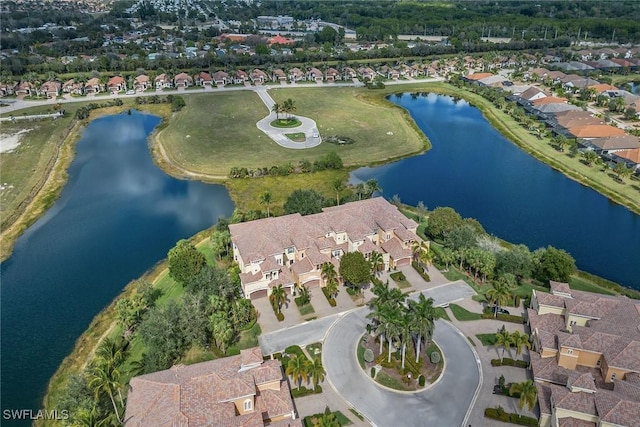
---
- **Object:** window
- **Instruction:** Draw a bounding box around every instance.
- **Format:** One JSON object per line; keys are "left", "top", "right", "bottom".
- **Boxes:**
{"left": 569, "top": 320, "right": 577, "bottom": 326}
{"left": 566, "top": 348, "right": 573, "bottom": 354}
{"left": 243, "top": 399, "right": 253, "bottom": 411}
{"left": 596, "top": 359, "right": 602, "bottom": 367}
{"left": 611, "top": 373, "right": 617, "bottom": 380}
{"left": 287, "top": 247, "right": 295, "bottom": 254}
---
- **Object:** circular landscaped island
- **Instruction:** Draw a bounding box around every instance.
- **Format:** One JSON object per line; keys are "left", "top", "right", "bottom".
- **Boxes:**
{"left": 357, "top": 333, "right": 444, "bottom": 392}
{"left": 270, "top": 118, "right": 302, "bottom": 128}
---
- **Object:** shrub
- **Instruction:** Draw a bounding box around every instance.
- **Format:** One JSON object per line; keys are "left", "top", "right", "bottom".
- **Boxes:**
{"left": 390, "top": 271, "right": 406, "bottom": 281}
{"left": 418, "top": 375, "right": 425, "bottom": 387}
{"left": 491, "top": 359, "right": 501, "bottom": 367}
{"left": 290, "top": 385, "right": 322, "bottom": 398}
{"left": 412, "top": 261, "right": 431, "bottom": 282}
{"left": 491, "top": 358, "right": 529, "bottom": 368}
{"left": 364, "top": 349, "right": 375, "bottom": 363}
{"left": 484, "top": 407, "right": 509, "bottom": 422}
{"left": 276, "top": 312, "right": 284, "bottom": 322}
{"left": 509, "top": 414, "right": 539, "bottom": 426}
{"left": 370, "top": 367, "right": 376, "bottom": 378}
{"left": 481, "top": 313, "right": 525, "bottom": 324}
{"left": 321, "top": 287, "right": 337, "bottom": 306}
{"left": 430, "top": 351, "right": 441, "bottom": 364}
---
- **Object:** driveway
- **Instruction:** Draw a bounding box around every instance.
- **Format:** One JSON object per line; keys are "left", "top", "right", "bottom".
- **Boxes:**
{"left": 259, "top": 312, "right": 343, "bottom": 355}
{"left": 323, "top": 311, "right": 480, "bottom": 427}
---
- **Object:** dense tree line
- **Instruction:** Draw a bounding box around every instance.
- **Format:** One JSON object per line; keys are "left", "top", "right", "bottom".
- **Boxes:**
{"left": 228, "top": 151, "right": 343, "bottom": 179}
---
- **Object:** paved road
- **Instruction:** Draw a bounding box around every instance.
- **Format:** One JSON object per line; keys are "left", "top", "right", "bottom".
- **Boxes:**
{"left": 323, "top": 311, "right": 480, "bottom": 427}
{"left": 259, "top": 280, "right": 481, "bottom": 427}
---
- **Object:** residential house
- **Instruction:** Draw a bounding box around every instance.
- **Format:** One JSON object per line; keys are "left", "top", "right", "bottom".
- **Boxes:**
{"left": 125, "top": 347, "right": 301, "bottom": 427}
{"left": 517, "top": 86, "right": 548, "bottom": 104}
{"left": 84, "top": 78, "right": 103, "bottom": 94}
{"left": 193, "top": 71, "right": 213, "bottom": 87}
{"left": 610, "top": 148, "right": 640, "bottom": 172}
{"left": 154, "top": 73, "right": 172, "bottom": 89}
{"left": 357, "top": 67, "right": 376, "bottom": 81}
{"left": 212, "top": 71, "right": 229, "bottom": 86}
{"left": 267, "top": 35, "right": 294, "bottom": 46}
{"left": 288, "top": 67, "right": 305, "bottom": 83}
{"left": 37, "top": 81, "right": 61, "bottom": 98}
{"left": 582, "top": 135, "right": 640, "bottom": 155}
{"left": 342, "top": 67, "right": 357, "bottom": 80}
{"left": 565, "top": 124, "right": 626, "bottom": 139}
{"left": 528, "top": 283, "right": 640, "bottom": 427}
{"left": 378, "top": 65, "right": 400, "bottom": 80}
{"left": 271, "top": 68, "right": 287, "bottom": 82}
{"left": 250, "top": 69, "right": 268, "bottom": 85}
{"left": 230, "top": 69, "right": 249, "bottom": 84}
{"left": 107, "top": 76, "right": 126, "bottom": 93}
{"left": 399, "top": 64, "right": 416, "bottom": 78}
{"left": 229, "top": 198, "right": 419, "bottom": 299}
{"left": 306, "top": 67, "right": 323, "bottom": 83}
{"left": 133, "top": 74, "right": 150, "bottom": 92}
{"left": 62, "top": 79, "right": 83, "bottom": 96}
{"left": 477, "top": 74, "right": 508, "bottom": 87}
{"left": 15, "top": 81, "right": 35, "bottom": 96}
{"left": 174, "top": 72, "right": 193, "bottom": 88}
{"left": 324, "top": 67, "right": 340, "bottom": 82}
{"left": 0, "top": 82, "right": 16, "bottom": 97}
{"left": 548, "top": 110, "right": 604, "bottom": 135}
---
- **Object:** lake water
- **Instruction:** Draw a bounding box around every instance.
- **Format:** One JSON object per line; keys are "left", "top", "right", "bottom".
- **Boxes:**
{"left": 351, "top": 93, "right": 640, "bottom": 289}
{"left": 0, "top": 111, "right": 234, "bottom": 422}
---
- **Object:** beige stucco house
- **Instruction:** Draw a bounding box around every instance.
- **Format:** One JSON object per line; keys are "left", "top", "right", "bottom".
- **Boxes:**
{"left": 528, "top": 282, "right": 640, "bottom": 426}
{"left": 124, "top": 347, "right": 301, "bottom": 426}
{"left": 229, "top": 198, "right": 419, "bottom": 299}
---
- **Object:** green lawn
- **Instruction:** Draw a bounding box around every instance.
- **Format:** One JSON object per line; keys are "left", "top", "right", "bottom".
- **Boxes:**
{"left": 569, "top": 276, "right": 616, "bottom": 295}
{"left": 476, "top": 333, "right": 498, "bottom": 346}
{"left": 389, "top": 271, "right": 412, "bottom": 289}
{"left": 157, "top": 87, "right": 427, "bottom": 177}
{"left": 375, "top": 370, "right": 412, "bottom": 391}
{"left": 449, "top": 303, "right": 482, "bottom": 321}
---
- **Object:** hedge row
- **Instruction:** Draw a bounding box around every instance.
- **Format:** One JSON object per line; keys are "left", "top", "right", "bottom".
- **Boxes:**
{"left": 411, "top": 261, "right": 431, "bottom": 282}
{"left": 228, "top": 152, "right": 343, "bottom": 179}
{"left": 481, "top": 312, "right": 525, "bottom": 324}
{"left": 291, "top": 385, "right": 322, "bottom": 398}
{"left": 484, "top": 408, "right": 538, "bottom": 426}
{"left": 321, "top": 287, "right": 337, "bottom": 307}
{"left": 491, "top": 358, "right": 529, "bottom": 369}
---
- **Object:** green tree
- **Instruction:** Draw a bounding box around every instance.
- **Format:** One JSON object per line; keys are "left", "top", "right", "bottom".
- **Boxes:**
{"left": 283, "top": 98, "right": 296, "bottom": 119}
{"left": 582, "top": 150, "right": 600, "bottom": 166}
{"left": 408, "top": 294, "right": 437, "bottom": 363}
{"left": 496, "top": 244, "right": 533, "bottom": 281}
{"left": 168, "top": 239, "right": 206, "bottom": 285}
{"left": 313, "top": 410, "right": 340, "bottom": 427}
{"left": 271, "top": 102, "right": 281, "bottom": 120}
{"left": 438, "top": 247, "right": 456, "bottom": 271}
{"left": 444, "top": 224, "right": 478, "bottom": 251}
{"left": 535, "top": 246, "right": 576, "bottom": 283}
{"left": 339, "top": 252, "right": 371, "bottom": 291}
{"left": 87, "top": 359, "right": 123, "bottom": 424}
{"left": 428, "top": 207, "right": 463, "bottom": 240}
{"left": 283, "top": 189, "right": 325, "bottom": 215}
{"left": 486, "top": 279, "right": 515, "bottom": 317}
{"left": 509, "top": 380, "right": 538, "bottom": 415}
{"left": 365, "top": 179, "right": 382, "bottom": 198}
{"left": 511, "top": 330, "right": 531, "bottom": 359}
{"left": 495, "top": 327, "right": 514, "bottom": 362}
{"left": 624, "top": 107, "right": 637, "bottom": 120}
{"left": 369, "top": 251, "right": 385, "bottom": 276}
{"left": 260, "top": 191, "right": 273, "bottom": 217}
{"left": 138, "top": 301, "right": 189, "bottom": 372}
{"left": 321, "top": 262, "right": 337, "bottom": 285}
{"left": 210, "top": 229, "right": 231, "bottom": 260}
{"left": 308, "top": 357, "right": 326, "bottom": 388}
{"left": 297, "top": 284, "right": 311, "bottom": 305}
{"left": 416, "top": 201, "right": 428, "bottom": 223}
{"left": 286, "top": 353, "right": 310, "bottom": 390}
{"left": 613, "top": 162, "right": 632, "bottom": 182}
{"left": 331, "top": 178, "right": 345, "bottom": 205}
{"left": 269, "top": 284, "right": 288, "bottom": 314}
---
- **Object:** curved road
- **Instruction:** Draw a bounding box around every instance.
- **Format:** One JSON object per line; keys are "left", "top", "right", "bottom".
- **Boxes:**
{"left": 323, "top": 310, "right": 480, "bottom": 427}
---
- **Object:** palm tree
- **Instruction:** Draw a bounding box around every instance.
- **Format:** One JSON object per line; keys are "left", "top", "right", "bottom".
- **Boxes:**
{"left": 260, "top": 191, "right": 272, "bottom": 217}
{"left": 438, "top": 247, "right": 456, "bottom": 271}
{"left": 269, "top": 284, "right": 288, "bottom": 314}
{"left": 613, "top": 162, "right": 632, "bottom": 182}
{"left": 582, "top": 150, "right": 600, "bottom": 167}
{"left": 511, "top": 330, "right": 531, "bottom": 359}
{"left": 307, "top": 357, "right": 326, "bottom": 388}
{"left": 286, "top": 353, "right": 309, "bottom": 390}
{"left": 408, "top": 294, "right": 437, "bottom": 363}
{"left": 88, "top": 359, "right": 123, "bottom": 424}
{"left": 331, "top": 178, "right": 345, "bottom": 205}
{"left": 509, "top": 380, "right": 538, "bottom": 416}
{"left": 365, "top": 179, "right": 381, "bottom": 198}
{"left": 271, "top": 102, "right": 281, "bottom": 120}
{"left": 398, "top": 312, "right": 412, "bottom": 370}
{"left": 283, "top": 98, "right": 296, "bottom": 119}
{"left": 411, "top": 240, "right": 429, "bottom": 263}
{"left": 486, "top": 279, "right": 514, "bottom": 317}
{"left": 495, "top": 328, "right": 514, "bottom": 362}
{"left": 419, "top": 246, "right": 434, "bottom": 271}
{"left": 370, "top": 251, "right": 384, "bottom": 276}
{"left": 321, "top": 262, "right": 337, "bottom": 286}
{"left": 297, "top": 284, "right": 311, "bottom": 305}
{"left": 313, "top": 408, "right": 340, "bottom": 427}
{"left": 325, "top": 279, "right": 339, "bottom": 299}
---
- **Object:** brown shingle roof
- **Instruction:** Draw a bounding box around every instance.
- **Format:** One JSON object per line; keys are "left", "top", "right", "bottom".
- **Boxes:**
{"left": 588, "top": 135, "right": 640, "bottom": 151}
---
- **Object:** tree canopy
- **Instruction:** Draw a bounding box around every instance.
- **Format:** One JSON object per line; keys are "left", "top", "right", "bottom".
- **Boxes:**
{"left": 428, "top": 207, "right": 463, "bottom": 240}
{"left": 535, "top": 246, "right": 576, "bottom": 283}
{"left": 339, "top": 252, "right": 371, "bottom": 289}
{"left": 168, "top": 239, "right": 206, "bottom": 285}
{"left": 284, "top": 189, "right": 326, "bottom": 215}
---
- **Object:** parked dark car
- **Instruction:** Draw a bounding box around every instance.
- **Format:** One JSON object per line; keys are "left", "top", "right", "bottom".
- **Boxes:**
{"left": 492, "top": 306, "right": 510, "bottom": 315}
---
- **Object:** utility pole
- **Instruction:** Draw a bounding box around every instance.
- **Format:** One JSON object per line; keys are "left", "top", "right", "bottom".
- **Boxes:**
{"left": 611, "top": 29, "right": 616, "bottom": 44}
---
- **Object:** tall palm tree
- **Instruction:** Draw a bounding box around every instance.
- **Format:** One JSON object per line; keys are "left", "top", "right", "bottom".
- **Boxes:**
{"left": 321, "top": 262, "right": 337, "bottom": 286}
{"left": 88, "top": 359, "right": 123, "bottom": 424}
{"left": 398, "top": 312, "right": 412, "bottom": 370}
{"left": 511, "top": 330, "right": 531, "bottom": 359}
{"left": 411, "top": 240, "right": 429, "bottom": 263}
{"left": 325, "top": 279, "right": 339, "bottom": 299}
{"left": 286, "top": 353, "right": 309, "bottom": 390}
{"left": 307, "top": 357, "right": 326, "bottom": 388}
{"left": 369, "top": 251, "right": 384, "bottom": 276}
{"left": 486, "top": 279, "right": 514, "bottom": 317}
{"left": 438, "top": 247, "right": 456, "bottom": 271}
{"left": 495, "top": 328, "right": 514, "bottom": 362}
{"left": 384, "top": 310, "right": 402, "bottom": 363}
{"left": 271, "top": 102, "right": 281, "bottom": 120}
{"left": 260, "top": 191, "right": 272, "bottom": 217}
{"left": 283, "top": 98, "right": 296, "bottom": 119}
{"left": 408, "top": 294, "right": 437, "bottom": 363}
{"left": 331, "top": 178, "right": 344, "bottom": 205}
{"left": 365, "top": 179, "right": 381, "bottom": 198}
{"left": 509, "top": 380, "right": 538, "bottom": 416}
{"left": 269, "top": 285, "right": 288, "bottom": 314}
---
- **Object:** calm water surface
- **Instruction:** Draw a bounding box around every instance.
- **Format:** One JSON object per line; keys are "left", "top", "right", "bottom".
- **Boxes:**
{"left": 0, "top": 111, "right": 234, "bottom": 420}
{"left": 352, "top": 93, "right": 640, "bottom": 289}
